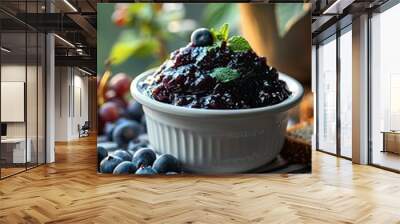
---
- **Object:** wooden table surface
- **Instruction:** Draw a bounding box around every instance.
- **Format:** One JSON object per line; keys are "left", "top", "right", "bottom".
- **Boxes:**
{"left": 0, "top": 135, "right": 399, "bottom": 223}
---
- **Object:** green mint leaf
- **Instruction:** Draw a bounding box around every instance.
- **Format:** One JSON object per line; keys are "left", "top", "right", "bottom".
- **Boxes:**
{"left": 227, "top": 36, "right": 251, "bottom": 52}
{"left": 207, "top": 41, "right": 222, "bottom": 52}
{"left": 219, "top": 23, "right": 229, "bottom": 41}
{"left": 210, "top": 23, "right": 230, "bottom": 42}
{"left": 209, "top": 67, "right": 240, "bottom": 83}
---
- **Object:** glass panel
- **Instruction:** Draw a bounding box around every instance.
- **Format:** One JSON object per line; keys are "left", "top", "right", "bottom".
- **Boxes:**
{"left": 339, "top": 29, "right": 352, "bottom": 158}
{"left": 371, "top": 4, "right": 400, "bottom": 171}
{"left": 27, "top": 31, "right": 38, "bottom": 169}
{"left": 1, "top": 31, "right": 28, "bottom": 177}
{"left": 317, "top": 36, "right": 337, "bottom": 154}
{"left": 38, "top": 32, "right": 45, "bottom": 165}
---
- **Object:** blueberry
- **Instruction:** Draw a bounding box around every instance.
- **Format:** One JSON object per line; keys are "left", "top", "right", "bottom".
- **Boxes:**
{"left": 191, "top": 28, "right": 213, "bottom": 47}
{"left": 127, "top": 139, "right": 149, "bottom": 155}
{"left": 152, "top": 154, "right": 181, "bottom": 174}
{"left": 126, "top": 101, "right": 144, "bottom": 122}
{"left": 132, "top": 148, "right": 156, "bottom": 167}
{"left": 112, "top": 149, "right": 132, "bottom": 161}
{"left": 104, "top": 118, "right": 130, "bottom": 141}
{"left": 97, "top": 146, "right": 108, "bottom": 171}
{"left": 100, "top": 155, "right": 123, "bottom": 173}
{"left": 135, "top": 166, "right": 157, "bottom": 175}
{"left": 113, "top": 161, "right": 137, "bottom": 174}
{"left": 98, "top": 146, "right": 108, "bottom": 162}
{"left": 112, "top": 120, "right": 142, "bottom": 148}
{"left": 104, "top": 122, "right": 115, "bottom": 141}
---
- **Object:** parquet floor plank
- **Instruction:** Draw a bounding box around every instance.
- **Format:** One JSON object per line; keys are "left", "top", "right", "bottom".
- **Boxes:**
{"left": 0, "top": 135, "right": 399, "bottom": 223}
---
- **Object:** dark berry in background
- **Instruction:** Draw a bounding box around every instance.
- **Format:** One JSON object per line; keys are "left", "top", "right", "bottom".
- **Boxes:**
{"left": 152, "top": 154, "right": 181, "bottom": 174}
{"left": 126, "top": 100, "right": 144, "bottom": 122}
{"left": 100, "top": 155, "right": 123, "bottom": 173}
{"left": 108, "top": 73, "right": 132, "bottom": 97}
{"left": 112, "top": 120, "right": 142, "bottom": 148}
{"left": 113, "top": 161, "right": 137, "bottom": 174}
{"left": 99, "top": 101, "right": 122, "bottom": 123}
{"left": 132, "top": 148, "right": 157, "bottom": 168}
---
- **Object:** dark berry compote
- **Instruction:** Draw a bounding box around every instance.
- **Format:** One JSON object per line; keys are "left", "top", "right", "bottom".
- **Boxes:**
{"left": 140, "top": 24, "right": 291, "bottom": 109}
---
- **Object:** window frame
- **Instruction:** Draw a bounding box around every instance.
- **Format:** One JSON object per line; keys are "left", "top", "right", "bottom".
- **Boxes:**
{"left": 315, "top": 23, "right": 353, "bottom": 161}
{"left": 367, "top": 0, "right": 400, "bottom": 173}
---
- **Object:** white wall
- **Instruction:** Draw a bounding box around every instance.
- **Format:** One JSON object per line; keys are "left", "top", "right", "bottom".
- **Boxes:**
{"left": 54, "top": 66, "right": 89, "bottom": 141}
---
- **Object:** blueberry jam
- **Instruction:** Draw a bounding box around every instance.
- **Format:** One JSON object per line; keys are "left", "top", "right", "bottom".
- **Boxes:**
{"left": 141, "top": 26, "right": 291, "bottom": 109}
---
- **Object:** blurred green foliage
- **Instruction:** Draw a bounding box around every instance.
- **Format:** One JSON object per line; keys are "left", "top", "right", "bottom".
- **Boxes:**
{"left": 275, "top": 4, "right": 311, "bottom": 37}
{"left": 203, "top": 4, "right": 239, "bottom": 30}
{"left": 108, "top": 3, "right": 184, "bottom": 66}
{"left": 98, "top": 3, "right": 309, "bottom": 77}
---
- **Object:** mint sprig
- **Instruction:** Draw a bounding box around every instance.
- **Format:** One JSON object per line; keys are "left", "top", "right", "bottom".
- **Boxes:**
{"left": 227, "top": 36, "right": 251, "bottom": 52}
{"left": 209, "top": 67, "right": 240, "bottom": 83}
{"left": 210, "top": 23, "right": 229, "bottom": 42}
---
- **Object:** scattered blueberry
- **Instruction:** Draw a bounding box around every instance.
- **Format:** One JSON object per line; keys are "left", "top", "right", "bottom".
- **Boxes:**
{"left": 191, "top": 28, "right": 213, "bottom": 47}
{"left": 97, "top": 146, "right": 108, "bottom": 172}
{"left": 152, "top": 154, "right": 181, "bottom": 174}
{"left": 104, "top": 122, "right": 115, "bottom": 141}
{"left": 100, "top": 155, "right": 123, "bottom": 173}
{"left": 112, "top": 149, "right": 132, "bottom": 161}
{"left": 126, "top": 101, "right": 144, "bottom": 122}
{"left": 132, "top": 148, "right": 156, "bottom": 168}
{"left": 135, "top": 166, "right": 157, "bottom": 175}
{"left": 127, "top": 139, "right": 149, "bottom": 155}
{"left": 98, "top": 146, "right": 108, "bottom": 162}
{"left": 113, "top": 161, "right": 137, "bottom": 174}
{"left": 112, "top": 120, "right": 142, "bottom": 148}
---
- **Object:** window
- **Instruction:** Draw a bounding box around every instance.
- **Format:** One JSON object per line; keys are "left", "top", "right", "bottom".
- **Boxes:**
{"left": 339, "top": 28, "right": 352, "bottom": 158}
{"left": 317, "top": 36, "right": 337, "bottom": 154}
{"left": 370, "top": 3, "right": 400, "bottom": 171}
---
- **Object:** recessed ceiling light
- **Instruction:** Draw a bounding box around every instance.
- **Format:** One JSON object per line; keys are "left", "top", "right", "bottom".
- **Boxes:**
{"left": 78, "top": 67, "right": 93, "bottom": 76}
{"left": 1, "top": 47, "right": 11, "bottom": 53}
{"left": 63, "top": 0, "right": 78, "bottom": 12}
{"left": 54, "top": 34, "right": 75, "bottom": 48}
{"left": 323, "top": 0, "right": 354, "bottom": 15}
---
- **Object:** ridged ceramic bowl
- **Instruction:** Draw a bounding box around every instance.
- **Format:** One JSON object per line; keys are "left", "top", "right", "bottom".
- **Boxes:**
{"left": 131, "top": 69, "right": 304, "bottom": 173}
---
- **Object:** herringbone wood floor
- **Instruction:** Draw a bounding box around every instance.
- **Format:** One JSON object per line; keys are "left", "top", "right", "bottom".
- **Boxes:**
{"left": 0, "top": 135, "right": 399, "bottom": 224}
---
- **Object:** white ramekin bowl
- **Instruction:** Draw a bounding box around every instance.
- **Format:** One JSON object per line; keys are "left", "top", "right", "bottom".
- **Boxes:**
{"left": 131, "top": 69, "right": 304, "bottom": 174}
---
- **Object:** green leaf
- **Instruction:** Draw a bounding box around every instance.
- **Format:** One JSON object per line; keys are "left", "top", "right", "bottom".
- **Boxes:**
{"left": 227, "top": 36, "right": 251, "bottom": 52}
{"left": 108, "top": 31, "right": 159, "bottom": 65}
{"left": 210, "top": 67, "right": 240, "bottom": 83}
{"left": 207, "top": 41, "right": 222, "bottom": 52}
{"left": 109, "top": 41, "right": 138, "bottom": 65}
{"left": 133, "top": 39, "right": 160, "bottom": 57}
{"left": 275, "top": 3, "right": 311, "bottom": 37}
{"left": 127, "top": 3, "right": 146, "bottom": 15}
{"left": 219, "top": 23, "right": 229, "bottom": 40}
{"left": 211, "top": 23, "right": 230, "bottom": 42}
